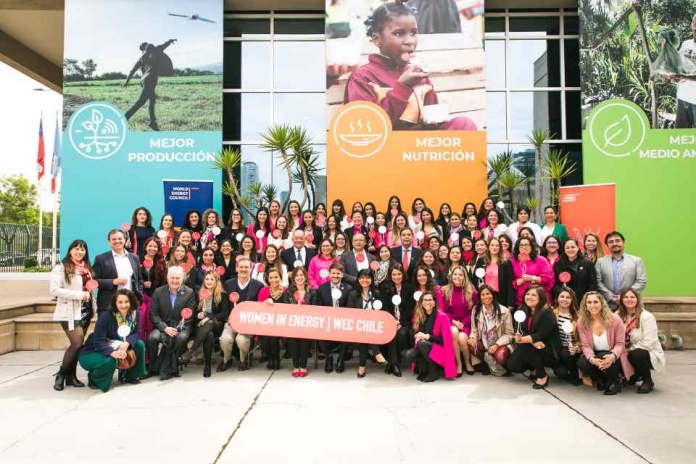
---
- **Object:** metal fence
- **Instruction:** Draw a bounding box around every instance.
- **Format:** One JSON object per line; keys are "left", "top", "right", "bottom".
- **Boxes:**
{"left": 0, "top": 222, "right": 60, "bottom": 272}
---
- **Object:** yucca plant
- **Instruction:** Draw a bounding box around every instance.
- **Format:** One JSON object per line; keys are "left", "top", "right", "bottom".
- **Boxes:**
{"left": 527, "top": 129, "right": 552, "bottom": 221}
{"left": 497, "top": 170, "right": 527, "bottom": 217}
{"left": 212, "top": 147, "right": 255, "bottom": 217}
{"left": 543, "top": 149, "right": 578, "bottom": 212}
{"left": 486, "top": 150, "right": 514, "bottom": 204}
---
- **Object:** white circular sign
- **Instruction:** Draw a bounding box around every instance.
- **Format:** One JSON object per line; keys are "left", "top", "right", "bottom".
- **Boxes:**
{"left": 475, "top": 268, "right": 485, "bottom": 279}
{"left": 416, "top": 231, "right": 425, "bottom": 240}
{"left": 366, "top": 217, "right": 374, "bottom": 224}
{"left": 391, "top": 295, "right": 402, "bottom": 306}
{"left": 255, "top": 230, "right": 265, "bottom": 239}
{"left": 498, "top": 224, "right": 508, "bottom": 234}
{"left": 117, "top": 325, "right": 130, "bottom": 338}
{"left": 496, "top": 201, "right": 505, "bottom": 209}
{"left": 561, "top": 320, "right": 574, "bottom": 334}
{"left": 235, "top": 233, "right": 244, "bottom": 242}
{"left": 513, "top": 310, "right": 527, "bottom": 323}
{"left": 294, "top": 260, "right": 303, "bottom": 268}
{"left": 319, "top": 269, "right": 329, "bottom": 278}
{"left": 378, "top": 226, "right": 387, "bottom": 234}
{"left": 212, "top": 226, "right": 221, "bottom": 235}
{"left": 331, "top": 288, "right": 342, "bottom": 301}
{"left": 372, "top": 300, "right": 383, "bottom": 310}
{"left": 157, "top": 230, "right": 167, "bottom": 239}
{"left": 413, "top": 290, "right": 423, "bottom": 301}
{"left": 450, "top": 233, "right": 459, "bottom": 242}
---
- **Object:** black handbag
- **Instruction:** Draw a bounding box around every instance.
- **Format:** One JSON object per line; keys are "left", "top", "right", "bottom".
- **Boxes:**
{"left": 80, "top": 299, "right": 94, "bottom": 328}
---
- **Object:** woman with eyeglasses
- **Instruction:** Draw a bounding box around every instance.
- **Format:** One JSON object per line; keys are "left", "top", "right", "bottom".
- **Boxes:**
{"left": 510, "top": 237, "right": 554, "bottom": 307}
{"left": 541, "top": 235, "right": 562, "bottom": 267}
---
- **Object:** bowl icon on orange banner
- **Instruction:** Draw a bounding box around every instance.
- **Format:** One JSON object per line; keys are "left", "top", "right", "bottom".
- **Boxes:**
{"left": 338, "top": 133, "right": 383, "bottom": 147}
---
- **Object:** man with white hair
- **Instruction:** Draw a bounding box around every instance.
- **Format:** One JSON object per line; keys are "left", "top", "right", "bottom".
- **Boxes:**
{"left": 280, "top": 229, "right": 316, "bottom": 271}
{"left": 146, "top": 266, "right": 197, "bottom": 379}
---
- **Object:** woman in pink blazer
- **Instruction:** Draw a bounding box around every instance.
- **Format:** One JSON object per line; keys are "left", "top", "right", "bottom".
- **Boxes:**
{"left": 403, "top": 291, "right": 456, "bottom": 382}
{"left": 576, "top": 291, "right": 630, "bottom": 395}
{"left": 510, "top": 237, "right": 554, "bottom": 306}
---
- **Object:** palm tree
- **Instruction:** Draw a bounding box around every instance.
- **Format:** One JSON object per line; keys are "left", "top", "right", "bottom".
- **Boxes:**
{"left": 292, "top": 151, "right": 323, "bottom": 209}
{"left": 261, "top": 184, "right": 279, "bottom": 208}
{"left": 543, "top": 148, "right": 578, "bottom": 213}
{"left": 497, "top": 170, "right": 527, "bottom": 217}
{"left": 527, "top": 129, "right": 551, "bottom": 221}
{"left": 261, "top": 125, "right": 295, "bottom": 212}
{"left": 486, "top": 150, "right": 514, "bottom": 203}
{"left": 212, "top": 147, "right": 255, "bottom": 218}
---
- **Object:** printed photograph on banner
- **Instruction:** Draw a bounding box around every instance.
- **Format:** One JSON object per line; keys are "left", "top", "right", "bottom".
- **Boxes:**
{"left": 580, "top": 0, "right": 696, "bottom": 129}
{"left": 62, "top": 0, "right": 222, "bottom": 132}
{"left": 326, "top": 0, "right": 486, "bottom": 131}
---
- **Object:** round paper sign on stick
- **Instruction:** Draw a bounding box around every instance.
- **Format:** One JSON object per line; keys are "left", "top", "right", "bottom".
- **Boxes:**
{"left": 561, "top": 320, "right": 574, "bottom": 334}
{"left": 294, "top": 260, "right": 303, "bottom": 268}
{"left": 272, "top": 229, "right": 281, "bottom": 238}
{"left": 473, "top": 230, "right": 482, "bottom": 240}
{"left": 316, "top": 216, "right": 325, "bottom": 227}
{"left": 143, "top": 258, "right": 153, "bottom": 270}
{"left": 235, "top": 255, "right": 243, "bottom": 262}
{"left": 356, "top": 253, "right": 365, "bottom": 263}
{"left": 391, "top": 295, "right": 402, "bottom": 306}
{"left": 513, "top": 310, "right": 527, "bottom": 323}
{"left": 416, "top": 231, "right": 425, "bottom": 240}
{"left": 498, "top": 224, "right": 508, "bottom": 234}
{"left": 85, "top": 279, "right": 98, "bottom": 291}
{"left": 192, "top": 232, "right": 201, "bottom": 241}
{"left": 207, "top": 233, "right": 214, "bottom": 241}
{"left": 229, "top": 292, "right": 240, "bottom": 303}
{"left": 369, "top": 261, "right": 380, "bottom": 271}
{"left": 255, "top": 230, "right": 265, "bottom": 239}
{"left": 181, "top": 308, "right": 193, "bottom": 320}
{"left": 368, "top": 230, "right": 376, "bottom": 239}
{"left": 117, "top": 325, "right": 130, "bottom": 338}
{"left": 157, "top": 230, "right": 167, "bottom": 239}
{"left": 256, "top": 263, "right": 265, "bottom": 273}
{"left": 235, "top": 233, "right": 244, "bottom": 242}
{"left": 475, "top": 268, "right": 486, "bottom": 279}
{"left": 450, "top": 233, "right": 460, "bottom": 243}
{"left": 293, "top": 291, "right": 301, "bottom": 303}
{"left": 372, "top": 300, "right": 383, "bottom": 310}
{"left": 199, "top": 289, "right": 211, "bottom": 300}
{"left": 430, "top": 269, "right": 435, "bottom": 278}
{"left": 319, "top": 269, "right": 329, "bottom": 278}
{"left": 121, "top": 223, "right": 131, "bottom": 232}
{"left": 496, "top": 201, "right": 505, "bottom": 209}
{"left": 414, "top": 217, "right": 421, "bottom": 224}
{"left": 366, "top": 217, "right": 375, "bottom": 225}
{"left": 212, "top": 226, "right": 221, "bottom": 236}
{"left": 378, "top": 226, "right": 387, "bottom": 234}
{"left": 216, "top": 266, "right": 226, "bottom": 276}
{"left": 559, "top": 272, "right": 571, "bottom": 284}
{"left": 519, "top": 252, "right": 530, "bottom": 262}
{"left": 181, "top": 263, "right": 190, "bottom": 273}
{"left": 390, "top": 208, "right": 398, "bottom": 217}
{"left": 331, "top": 288, "right": 342, "bottom": 301}
{"left": 305, "top": 233, "right": 314, "bottom": 243}
{"left": 413, "top": 290, "right": 423, "bottom": 301}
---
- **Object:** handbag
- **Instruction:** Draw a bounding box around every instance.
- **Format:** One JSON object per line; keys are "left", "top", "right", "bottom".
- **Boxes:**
{"left": 80, "top": 299, "right": 94, "bottom": 327}
{"left": 117, "top": 350, "right": 137, "bottom": 370}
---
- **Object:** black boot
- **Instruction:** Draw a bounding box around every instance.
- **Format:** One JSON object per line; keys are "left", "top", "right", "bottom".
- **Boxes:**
{"left": 335, "top": 355, "right": 345, "bottom": 373}
{"left": 324, "top": 355, "right": 334, "bottom": 373}
{"left": 65, "top": 368, "right": 85, "bottom": 388}
{"left": 53, "top": 369, "right": 67, "bottom": 391}
{"left": 391, "top": 364, "right": 402, "bottom": 377}
{"left": 203, "top": 363, "right": 212, "bottom": 378}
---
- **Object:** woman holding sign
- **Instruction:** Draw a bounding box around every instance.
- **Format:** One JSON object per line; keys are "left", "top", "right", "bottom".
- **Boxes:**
{"left": 308, "top": 239, "right": 336, "bottom": 289}
{"left": 552, "top": 288, "right": 582, "bottom": 385}
{"left": 200, "top": 208, "right": 227, "bottom": 250}
{"left": 347, "top": 270, "right": 385, "bottom": 378}
{"left": 79, "top": 289, "right": 146, "bottom": 393}
{"left": 285, "top": 267, "right": 318, "bottom": 378}
{"left": 180, "top": 271, "right": 229, "bottom": 377}
{"left": 510, "top": 237, "right": 554, "bottom": 307}
{"left": 404, "top": 291, "right": 456, "bottom": 382}
{"left": 139, "top": 237, "right": 166, "bottom": 346}
{"left": 156, "top": 213, "right": 178, "bottom": 257}
{"left": 506, "top": 286, "right": 561, "bottom": 390}
{"left": 216, "top": 239, "right": 237, "bottom": 281}
{"left": 299, "top": 210, "right": 323, "bottom": 250}
{"left": 468, "top": 285, "right": 514, "bottom": 376}
{"left": 247, "top": 207, "right": 271, "bottom": 253}
{"left": 553, "top": 238, "right": 597, "bottom": 301}
{"left": 267, "top": 216, "right": 293, "bottom": 251}
{"left": 226, "top": 208, "right": 246, "bottom": 250}
{"left": 183, "top": 210, "right": 204, "bottom": 254}
{"left": 126, "top": 207, "right": 156, "bottom": 260}
{"left": 441, "top": 266, "right": 478, "bottom": 376}
{"left": 253, "top": 244, "right": 289, "bottom": 287}
{"left": 258, "top": 268, "right": 288, "bottom": 370}
{"left": 50, "top": 240, "right": 98, "bottom": 391}
{"left": 379, "top": 264, "right": 414, "bottom": 376}
{"left": 188, "top": 248, "right": 218, "bottom": 293}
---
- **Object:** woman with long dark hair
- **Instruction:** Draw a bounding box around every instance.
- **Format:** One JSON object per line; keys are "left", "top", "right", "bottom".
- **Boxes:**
{"left": 541, "top": 235, "right": 562, "bottom": 267}
{"left": 227, "top": 208, "right": 246, "bottom": 250}
{"left": 299, "top": 210, "right": 323, "bottom": 249}
{"left": 477, "top": 197, "right": 496, "bottom": 230}
{"left": 330, "top": 199, "right": 348, "bottom": 231}
{"left": 156, "top": 213, "right": 178, "bottom": 257}
{"left": 540, "top": 206, "right": 569, "bottom": 243}
{"left": 553, "top": 238, "right": 597, "bottom": 301}
{"left": 441, "top": 266, "right": 479, "bottom": 376}
{"left": 285, "top": 267, "right": 318, "bottom": 378}
{"left": 126, "top": 206, "right": 155, "bottom": 259}
{"left": 183, "top": 210, "right": 204, "bottom": 253}
{"left": 347, "top": 270, "right": 384, "bottom": 378}
{"left": 139, "top": 237, "right": 166, "bottom": 346}
{"left": 583, "top": 233, "right": 605, "bottom": 263}
{"left": 216, "top": 238, "right": 237, "bottom": 281}
{"left": 268, "top": 200, "right": 282, "bottom": 231}
{"left": 50, "top": 240, "right": 97, "bottom": 390}
{"left": 247, "top": 207, "right": 271, "bottom": 253}
{"left": 552, "top": 287, "right": 582, "bottom": 385}
{"left": 507, "top": 286, "right": 561, "bottom": 390}
{"left": 510, "top": 237, "right": 555, "bottom": 306}
{"left": 436, "top": 202, "right": 452, "bottom": 232}
{"left": 379, "top": 264, "right": 413, "bottom": 376}
{"left": 252, "top": 244, "right": 289, "bottom": 286}
{"left": 237, "top": 234, "right": 260, "bottom": 263}
{"left": 468, "top": 285, "right": 514, "bottom": 375}
{"left": 287, "top": 200, "right": 303, "bottom": 231}
{"left": 385, "top": 195, "right": 404, "bottom": 227}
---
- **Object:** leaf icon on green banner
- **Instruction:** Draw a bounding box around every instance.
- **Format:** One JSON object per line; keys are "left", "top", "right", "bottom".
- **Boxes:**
{"left": 603, "top": 114, "right": 631, "bottom": 148}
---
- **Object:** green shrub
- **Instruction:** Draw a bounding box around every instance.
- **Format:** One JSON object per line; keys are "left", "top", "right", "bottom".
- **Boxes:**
{"left": 23, "top": 257, "right": 39, "bottom": 268}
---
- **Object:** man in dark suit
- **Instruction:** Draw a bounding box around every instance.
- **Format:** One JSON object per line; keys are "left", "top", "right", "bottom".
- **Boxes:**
{"left": 340, "top": 232, "right": 377, "bottom": 285}
{"left": 219, "top": 257, "right": 264, "bottom": 372}
{"left": 280, "top": 229, "right": 317, "bottom": 271}
{"left": 146, "top": 266, "right": 197, "bottom": 379}
{"left": 343, "top": 211, "right": 368, "bottom": 244}
{"left": 93, "top": 229, "right": 143, "bottom": 313}
{"left": 390, "top": 228, "right": 423, "bottom": 278}
{"left": 316, "top": 263, "right": 352, "bottom": 373}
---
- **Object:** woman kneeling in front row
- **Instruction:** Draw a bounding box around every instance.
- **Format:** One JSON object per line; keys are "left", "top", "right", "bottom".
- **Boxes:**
{"left": 78, "top": 289, "right": 146, "bottom": 392}
{"left": 468, "top": 285, "right": 514, "bottom": 376}
{"left": 403, "top": 291, "right": 457, "bottom": 382}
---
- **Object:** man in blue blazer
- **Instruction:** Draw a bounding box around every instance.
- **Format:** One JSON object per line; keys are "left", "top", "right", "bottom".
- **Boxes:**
{"left": 93, "top": 229, "right": 143, "bottom": 313}
{"left": 390, "top": 228, "right": 423, "bottom": 279}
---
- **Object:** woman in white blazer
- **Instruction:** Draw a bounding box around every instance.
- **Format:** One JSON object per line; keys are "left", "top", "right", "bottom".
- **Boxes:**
{"left": 50, "top": 240, "right": 97, "bottom": 391}
{"left": 618, "top": 289, "right": 665, "bottom": 394}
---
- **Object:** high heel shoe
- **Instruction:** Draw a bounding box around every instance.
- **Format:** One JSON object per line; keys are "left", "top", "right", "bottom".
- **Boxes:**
{"left": 292, "top": 370, "right": 300, "bottom": 378}
{"left": 532, "top": 376, "right": 550, "bottom": 390}
{"left": 391, "top": 364, "right": 402, "bottom": 377}
{"left": 179, "top": 350, "right": 193, "bottom": 366}
{"left": 53, "top": 369, "right": 66, "bottom": 391}
{"left": 65, "top": 370, "right": 85, "bottom": 388}
{"left": 357, "top": 369, "right": 366, "bottom": 378}
{"left": 299, "top": 371, "right": 308, "bottom": 378}
{"left": 203, "top": 363, "right": 211, "bottom": 378}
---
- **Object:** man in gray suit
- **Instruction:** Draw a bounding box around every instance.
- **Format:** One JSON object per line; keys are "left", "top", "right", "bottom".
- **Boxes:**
{"left": 340, "top": 233, "right": 377, "bottom": 285}
{"left": 596, "top": 231, "right": 647, "bottom": 310}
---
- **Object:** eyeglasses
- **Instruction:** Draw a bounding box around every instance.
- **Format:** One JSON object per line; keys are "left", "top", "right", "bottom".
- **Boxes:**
{"left": 519, "top": 244, "right": 531, "bottom": 248}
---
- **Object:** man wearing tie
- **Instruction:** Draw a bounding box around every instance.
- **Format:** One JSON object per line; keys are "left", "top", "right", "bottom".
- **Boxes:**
{"left": 390, "top": 228, "right": 423, "bottom": 279}
{"left": 596, "top": 231, "right": 647, "bottom": 310}
{"left": 146, "top": 266, "right": 197, "bottom": 379}
{"left": 340, "top": 233, "right": 377, "bottom": 285}
{"left": 281, "top": 229, "right": 317, "bottom": 271}
{"left": 93, "top": 229, "right": 143, "bottom": 313}
{"left": 316, "top": 263, "right": 352, "bottom": 373}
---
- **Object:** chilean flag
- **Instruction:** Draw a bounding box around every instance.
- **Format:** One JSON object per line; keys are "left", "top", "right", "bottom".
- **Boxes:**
{"left": 37, "top": 118, "right": 45, "bottom": 181}
{"left": 50, "top": 118, "right": 61, "bottom": 193}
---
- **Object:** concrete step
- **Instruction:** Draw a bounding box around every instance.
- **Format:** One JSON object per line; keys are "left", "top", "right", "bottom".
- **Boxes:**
{"left": 645, "top": 297, "right": 696, "bottom": 313}
{"left": 14, "top": 313, "right": 94, "bottom": 351}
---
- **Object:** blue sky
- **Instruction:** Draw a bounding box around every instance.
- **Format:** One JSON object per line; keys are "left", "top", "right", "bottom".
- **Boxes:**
{"left": 64, "top": 0, "right": 223, "bottom": 74}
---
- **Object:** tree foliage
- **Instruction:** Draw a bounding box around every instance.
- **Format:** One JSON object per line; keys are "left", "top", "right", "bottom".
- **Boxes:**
{"left": 0, "top": 175, "right": 39, "bottom": 224}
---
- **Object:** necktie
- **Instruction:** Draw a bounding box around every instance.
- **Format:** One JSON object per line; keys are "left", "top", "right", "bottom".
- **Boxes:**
{"left": 403, "top": 248, "right": 409, "bottom": 271}
{"left": 296, "top": 249, "right": 302, "bottom": 262}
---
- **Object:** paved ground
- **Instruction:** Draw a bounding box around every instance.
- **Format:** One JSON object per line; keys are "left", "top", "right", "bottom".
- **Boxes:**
{"left": 0, "top": 350, "right": 693, "bottom": 464}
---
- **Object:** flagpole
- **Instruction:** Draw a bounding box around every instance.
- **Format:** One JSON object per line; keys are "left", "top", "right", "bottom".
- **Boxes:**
{"left": 51, "top": 111, "right": 60, "bottom": 267}
{"left": 37, "top": 113, "right": 45, "bottom": 266}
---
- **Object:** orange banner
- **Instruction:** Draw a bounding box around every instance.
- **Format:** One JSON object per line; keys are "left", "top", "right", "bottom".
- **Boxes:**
{"left": 559, "top": 184, "right": 616, "bottom": 254}
{"left": 327, "top": 102, "right": 487, "bottom": 212}
{"left": 229, "top": 301, "right": 398, "bottom": 345}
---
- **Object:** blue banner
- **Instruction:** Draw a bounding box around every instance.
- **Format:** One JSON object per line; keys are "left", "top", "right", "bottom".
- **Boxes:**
{"left": 163, "top": 180, "right": 214, "bottom": 227}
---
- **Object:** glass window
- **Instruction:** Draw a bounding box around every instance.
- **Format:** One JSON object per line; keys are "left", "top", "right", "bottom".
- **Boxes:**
{"left": 508, "top": 40, "right": 560, "bottom": 88}
{"left": 564, "top": 40, "right": 580, "bottom": 87}
{"left": 564, "top": 16, "right": 579, "bottom": 35}
{"left": 274, "top": 93, "right": 327, "bottom": 142}
{"left": 275, "top": 18, "right": 325, "bottom": 36}
{"left": 485, "top": 40, "right": 505, "bottom": 89}
{"left": 565, "top": 91, "right": 582, "bottom": 140}
{"left": 224, "top": 19, "right": 270, "bottom": 38}
{"left": 274, "top": 41, "right": 326, "bottom": 90}
{"left": 223, "top": 93, "right": 271, "bottom": 141}
{"left": 551, "top": 143, "right": 583, "bottom": 186}
{"left": 485, "top": 18, "right": 505, "bottom": 36}
{"left": 509, "top": 17, "right": 560, "bottom": 36}
{"left": 486, "top": 92, "right": 506, "bottom": 141}
{"left": 224, "top": 42, "right": 272, "bottom": 89}
{"left": 509, "top": 91, "right": 561, "bottom": 140}
{"left": 487, "top": 143, "right": 508, "bottom": 159}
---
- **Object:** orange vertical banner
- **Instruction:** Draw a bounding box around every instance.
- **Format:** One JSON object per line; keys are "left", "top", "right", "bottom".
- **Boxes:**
{"left": 559, "top": 184, "right": 616, "bottom": 254}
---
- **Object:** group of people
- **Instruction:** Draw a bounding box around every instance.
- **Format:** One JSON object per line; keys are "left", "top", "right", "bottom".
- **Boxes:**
{"left": 49, "top": 196, "right": 662, "bottom": 395}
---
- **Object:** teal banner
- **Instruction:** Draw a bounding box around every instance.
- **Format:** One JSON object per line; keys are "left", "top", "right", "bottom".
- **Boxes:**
{"left": 61, "top": 0, "right": 223, "bottom": 253}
